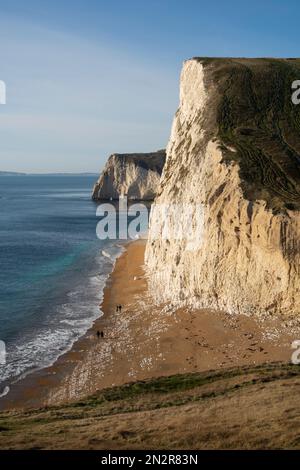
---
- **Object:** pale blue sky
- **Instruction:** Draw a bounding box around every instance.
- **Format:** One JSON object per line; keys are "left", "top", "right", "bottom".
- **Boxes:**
{"left": 0, "top": 0, "right": 299, "bottom": 172}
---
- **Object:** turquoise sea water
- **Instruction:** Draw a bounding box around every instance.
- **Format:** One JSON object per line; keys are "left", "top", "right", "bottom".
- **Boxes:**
{"left": 0, "top": 175, "right": 124, "bottom": 390}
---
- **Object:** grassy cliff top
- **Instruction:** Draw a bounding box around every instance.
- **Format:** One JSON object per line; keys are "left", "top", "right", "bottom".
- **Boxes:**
{"left": 110, "top": 150, "right": 166, "bottom": 174}
{"left": 195, "top": 58, "right": 300, "bottom": 213}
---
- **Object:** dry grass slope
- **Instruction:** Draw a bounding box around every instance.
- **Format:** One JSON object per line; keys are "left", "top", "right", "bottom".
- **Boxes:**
{"left": 0, "top": 363, "right": 299, "bottom": 450}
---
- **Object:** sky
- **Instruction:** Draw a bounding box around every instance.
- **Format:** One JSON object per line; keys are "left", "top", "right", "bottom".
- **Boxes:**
{"left": 0, "top": 0, "right": 300, "bottom": 173}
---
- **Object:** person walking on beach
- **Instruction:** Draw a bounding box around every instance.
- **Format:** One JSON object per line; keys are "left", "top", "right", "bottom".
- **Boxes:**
{"left": 97, "top": 330, "right": 104, "bottom": 339}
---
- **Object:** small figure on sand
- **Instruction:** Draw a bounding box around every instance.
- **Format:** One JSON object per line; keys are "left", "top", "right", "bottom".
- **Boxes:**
{"left": 116, "top": 304, "right": 123, "bottom": 313}
{"left": 96, "top": 330, "right": 104, "bottom": 339}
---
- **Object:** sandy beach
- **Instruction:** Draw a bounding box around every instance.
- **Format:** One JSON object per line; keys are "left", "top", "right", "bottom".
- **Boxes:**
{"left": 1, "top": 239, "right": 300, "bottom": 411}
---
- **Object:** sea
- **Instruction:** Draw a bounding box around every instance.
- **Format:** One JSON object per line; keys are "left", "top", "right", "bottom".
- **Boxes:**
{"left": 0, "top": 174, "right": 127, "bottom": 395}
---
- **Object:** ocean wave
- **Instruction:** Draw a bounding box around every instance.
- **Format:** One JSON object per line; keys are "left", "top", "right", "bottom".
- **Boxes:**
{"left": 0, "top": 241, "right": 125, "bottom": 393}
{"left": 0, "top": 386, "right": 10, "bottom": 398}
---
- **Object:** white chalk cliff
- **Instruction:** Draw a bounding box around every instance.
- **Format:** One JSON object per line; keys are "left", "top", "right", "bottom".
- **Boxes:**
{"left": 92, "top": 151, "right": 166, "bottom": 201}
{"left": 146, "top": 58, "right": 300, "bottom": 317}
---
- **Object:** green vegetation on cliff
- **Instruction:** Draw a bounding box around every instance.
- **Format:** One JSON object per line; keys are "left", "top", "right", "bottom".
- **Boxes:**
{"left": 198, "top": 58, "right": 300, "bottom": 212}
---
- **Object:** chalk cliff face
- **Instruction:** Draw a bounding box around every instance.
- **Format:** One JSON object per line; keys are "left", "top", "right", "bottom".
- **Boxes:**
{"left": 146, "top": 58, "right": 300, "bottom": 317}
{"left": 92, "top": 150, "right": 166, "bottom": 200}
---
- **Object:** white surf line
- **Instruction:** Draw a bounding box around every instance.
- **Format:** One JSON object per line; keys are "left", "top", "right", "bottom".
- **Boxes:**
{"left": 0, "top": 386, "right": 10, "bottom": 398}
{"left": 101, "top": 250, "right": 114, "bottom": 263}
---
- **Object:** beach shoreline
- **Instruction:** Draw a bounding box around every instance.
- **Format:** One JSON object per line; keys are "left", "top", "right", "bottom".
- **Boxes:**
{"left": 1, "top": 238, "right": 300, "bottom": 411}
{"left": 0, "top": 239, "right": 132, "bottom": 410}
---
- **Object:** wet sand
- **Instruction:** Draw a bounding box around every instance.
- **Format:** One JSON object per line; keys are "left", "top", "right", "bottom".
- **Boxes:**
{"left": 1, "top": 239, "right": 300, "bottom": 410}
